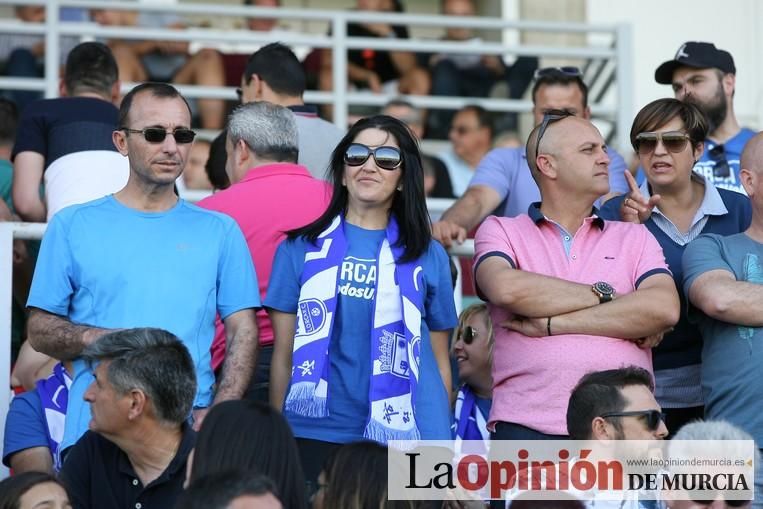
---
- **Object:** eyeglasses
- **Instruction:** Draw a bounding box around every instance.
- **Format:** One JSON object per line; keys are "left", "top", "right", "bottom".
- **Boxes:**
{"left": 634, "top": 131, "right": 691, "bottom": 155}
{"left": 458, "top": 326, "right": 479, "bottom": 345}
{"left": 235, "top": 87, "right": 243, "bottom": 102}
{"left": 450, "top": 125, "right": 480, "bottom": 136}
{"left": 344, "top": 143, "right": 402, "bottom": 170}
{"left": 599, "top": 409, "right": 665, "bottom": 431}
{"left": 121, "top": 127, "right": 196, "bottom": 144}
{"left": 533, "top": 66, "right": 583, "bottom": 80}
{"left": 709, "top": 144, "right": 731, "bottom": 178}
{"left": 690, "top": 495, "right": 750, "bottom": 507}
{"left": 534, "top": 109, "right": 574, "bottom": 162}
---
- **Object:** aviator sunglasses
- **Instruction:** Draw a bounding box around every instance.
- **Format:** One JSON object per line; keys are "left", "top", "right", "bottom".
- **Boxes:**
{"left": 635, "top": 131, "right": 691, "bottom": 155}
{"left": 121, "top": 127, "right": 197, "bottom": 144}
{"left": 599, "top": 409, "right": 665, "bottom": 431}
{"left": 344, "top": 143, "right": 403, "bottom": 170}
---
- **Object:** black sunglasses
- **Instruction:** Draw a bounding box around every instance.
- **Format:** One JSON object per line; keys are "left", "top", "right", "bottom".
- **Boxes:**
{"left": 534, "top": 109, "right": 574, "bottom": 162}
{"left": 709, "top": 144, "right": 731, "bottom": 178}
{"left": 344, "top": 143, "right": 402, "bottom": 171}
{"left": 458, "top": 326, "right": 479, "bottom": 345}
{"left": 121, "top": 127, "right": 196, "bottom": 144}
{"left": 235, "top": 87, "right": 243, "bottom": 102}
{"left": 599, "top": 409, "right": 664, "bottom": 431}
{"left": 690, "top": 495, "right": 749, "bottom": 507}
{"left": 534, "top": 66, "right": 583, "bottom": 80}
{"left": 635, "top": 131, "right": 692, "bottom": 155}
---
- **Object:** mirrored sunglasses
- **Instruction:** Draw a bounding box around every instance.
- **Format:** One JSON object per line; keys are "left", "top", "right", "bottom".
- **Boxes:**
{"left": 344, "top": 143, "right": 402, "bottom": 170}
{"left": 121, "top": 127, "right": 197, "bottom": 144}
{"left": 600, "top": 409, "right": 665, "bottom": 431}
{"left": 635, "top": 131, "right": 691, "bottom": 155}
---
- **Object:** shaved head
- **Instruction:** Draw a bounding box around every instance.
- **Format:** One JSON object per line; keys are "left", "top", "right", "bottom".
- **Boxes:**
{"left": 527, "top": 116, "right": 601, "bottom": 172}
{"left": 741, "top": 132, "right": 763, "bottom": 172}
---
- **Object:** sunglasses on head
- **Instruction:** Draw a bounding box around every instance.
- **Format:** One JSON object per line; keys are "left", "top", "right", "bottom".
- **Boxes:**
{"left": 709, "top": 143, "right": 731, "bottom": 178}
{"left": 599, "top": 409, "right": 664, "bottom": 431}
{"left": 634, "top": 131, "right": 691, "bottom": 155}
{"left": 534, "top": 109, "right": 574, "bottom": 162}
{"left": 458, "top": 326, "right": 479, "bottom": 345}
{"left": 534, "top": 66, "right": 583, "bottom": 80}
{"left": 344, "top": 143, "right": 402, "bottom": 170}
{"left": 121, "top": 127, "right": 196, "bottom": 144}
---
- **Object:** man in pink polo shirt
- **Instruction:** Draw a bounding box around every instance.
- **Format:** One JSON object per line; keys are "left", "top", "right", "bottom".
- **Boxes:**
{"left": 473, "top": 112, "right": 680, "bottom": 440}
{"left": 198, "top": 101, "right": 331, "bottom": 402}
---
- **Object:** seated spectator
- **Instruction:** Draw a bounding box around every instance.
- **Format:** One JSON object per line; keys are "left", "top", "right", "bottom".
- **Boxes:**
{"left": 452, "top": 303, "right": 493, "bottom": 447}
{"left": 59, "top": 328, "right": 197, "bottom": 509}
{"left": 90, "top": 8, "right": 226, "bottom": 129}
{"left": 426, "top": 0, "right": 538, "bottom": 138}
{"left": 176, "top": 471, "right": 282, "bottom": 509}
{"left": 0, "top": 471, "right": 71, "bottom": 509}
{"left": 567, "top": 367, "right": 668, "bottom": 441}
{"left": 188, "top": 400, "right": 306, "bottom": 509}
{"left": 599, "top": 98, "right": 751, "bottom": 434}
{"left": 0, "top": 7, "right": 45, "bottom": 110}
{"left": 313, "top": 441, "right": 415, "bottom": 509}
{"left": 318, "top": 0, "right": 430, "bottom": 117}
{"left": 11, "top": 41, "right": 129, "bottom": 223}
{"left": 3, "top": 361, "right": 72, "bottom": 474}
{"left": 382, "top": 99, "right": 454, "bottom": 198}
{"left": 438, "top": 104, "right": 493, "bottom": 196}
{"left": 178, "top": 138, "right": 213, "bottom": 191}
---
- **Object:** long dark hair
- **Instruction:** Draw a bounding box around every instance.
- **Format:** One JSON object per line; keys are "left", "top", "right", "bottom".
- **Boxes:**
{"left": 288, "top": 115, "right": 431, "bottom": 262}
{"left": 0, "top": 472, "right": 68, "bottom": 509}
{"left": 190, "top": 400, "right": 306, "bottom": 509}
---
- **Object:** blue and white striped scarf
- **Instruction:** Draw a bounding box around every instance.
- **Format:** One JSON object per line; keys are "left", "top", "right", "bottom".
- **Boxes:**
{"left": 36, "top": 362, "right": 71, "bottom": 472}
{"left": 286, "top": 215, "right": 423, "bottom": 442}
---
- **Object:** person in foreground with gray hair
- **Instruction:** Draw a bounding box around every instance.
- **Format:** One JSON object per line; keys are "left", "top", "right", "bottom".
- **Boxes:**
{"left": 59, "top": 328, "right": 197, "bottom": 509}
{"left": 197, "top": 101, "right": 331, "bottom": 404}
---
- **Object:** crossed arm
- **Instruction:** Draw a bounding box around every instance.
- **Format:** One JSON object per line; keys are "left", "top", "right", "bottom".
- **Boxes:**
{"left": 475, "top": 257, "right": 680, "bottom": 341}
{"left": 687, "top": 269, "right": 763, "bottom": 327}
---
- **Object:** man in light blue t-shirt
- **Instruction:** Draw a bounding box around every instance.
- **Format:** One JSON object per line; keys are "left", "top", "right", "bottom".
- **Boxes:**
{"left": 655, "top": 41, "right": 754, "bottom": 194}
{"left": 432, "top": 67, "right": 629, "bottom": 247}
{"left": 683, "top": 133, "right": 763, "bottom": 506}
{"left": 25, "top": 83, "right": 261, "bottom": 452}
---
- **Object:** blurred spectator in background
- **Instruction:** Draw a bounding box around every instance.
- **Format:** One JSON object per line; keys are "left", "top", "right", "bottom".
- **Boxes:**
{"left": 177, "top": 471, "right": 283, "bottom": 509}
{"left": 91, "top": 8, "right": 226, "bottom": 129}
{"left": 438, "top": 104, "right": 493, "bottom": 196}
{"left": 426, "top": 0, "right": 538, "bottom": 138}
{"left": 0, "top": 472, "right": 71, "bottom": 509}
{"left": 382, "top": 98, "right": 454, "bottom": 198}
{"left": 319, "top": 0, "right": 430, "bottom": 118}
{"left": 11, "top": 41, "right": 127, "bottom": 223}
{"left": 0, "top": 98, "right": 17, "bottom": 211}
{"left": 179, "top": 138, "right": 213, "bottom": 191}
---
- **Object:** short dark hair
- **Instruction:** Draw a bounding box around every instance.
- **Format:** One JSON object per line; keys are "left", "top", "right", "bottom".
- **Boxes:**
{"left": 64, "top": 42, "right": 118, "bottom": 97}
{"left": 0, "top": 99, "right": 18, "bottom": 147}
{"left": 174, "top": 471, "right": 279, "bottom": 509}
{"left": 190, "top": 400, "right": 306, "bottom": 509}
{"left": 629, "top": 97, "right": 708, "bottom": 151}
{"left": 566, "top": 366, "right": 654, "bottom": 440}
{"left": 82, "top": 328, "right": 197, "bottom": 425}
{"left": 288, "top": 115, "right": 430, "bottom": 263}
{"left": 243, "top": 42, "right": 305, "bottom": 97}
{"left": 118, "top": 82, "right": 192, "bottom": 128}
{"left": 531, "top": 71, "right": 589, "bottom": 109}
{"left": 206, "top": 131, "right": 232, "bottom": 190}
{"left": 457, "top": 104, "right": 494, "bottom": 138}
{"left": 0, "top": 472, "right": 68, "bottom": 509}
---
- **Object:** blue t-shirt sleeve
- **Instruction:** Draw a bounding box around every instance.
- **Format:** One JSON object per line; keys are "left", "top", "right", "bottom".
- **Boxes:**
{"left": 264, "top": 238, "right": 303, "bottom": 314}
{"left": 11, "top": 102, "right": 46, "bottom": 161}
{"left": 3, "top": 391, "right": 49, "bottom": 466}
{"left": 27, "top": 213, "right": 74, "bottom": 315}
{"left": 607, "top": 148, "right": 629, "bottom": 195}
{"left": 467, "top": 148, "right": 514, "bottom": 201}
{"left": 424, "top": 241, "right": 459, "bottom": 331}
{"left": 682, "top": 234, "right": 733, "bottom": 297}
{"left": 216, "top": 219, "right": 261, "bottom": 319}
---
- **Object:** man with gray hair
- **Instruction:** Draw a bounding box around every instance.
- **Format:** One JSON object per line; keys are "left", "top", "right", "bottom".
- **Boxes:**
{"left": 198, "top": 101, "right": 331, "bottom": 403}
{"left": 59, "top": 328, "right": 197, "bottom": 509}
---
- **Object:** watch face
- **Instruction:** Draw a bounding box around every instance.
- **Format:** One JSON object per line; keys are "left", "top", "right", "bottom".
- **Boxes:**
{"left": 594, "top": 281, "right": 614, "bottom": 295}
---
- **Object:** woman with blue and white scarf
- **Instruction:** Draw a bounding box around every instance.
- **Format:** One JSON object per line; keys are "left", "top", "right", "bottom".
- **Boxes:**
{"left": 266, "top": 115, "right": 458, "bottom": 490}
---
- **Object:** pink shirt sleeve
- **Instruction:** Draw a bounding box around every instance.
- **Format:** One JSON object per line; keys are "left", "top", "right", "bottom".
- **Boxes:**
{"left": 632, "top": 225, "right": 672, "bottom": 288}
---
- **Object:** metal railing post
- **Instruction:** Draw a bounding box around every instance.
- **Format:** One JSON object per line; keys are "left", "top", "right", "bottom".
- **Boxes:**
{"left": 44, "top": 0, "right": 61, "bottom": 98}
{"left": 331, "top": 14, "right": 348, "bottom": 130}
{"left": 614, "top": 23, "right": 633, "bottom": 154}
{"left": 0, "top": 224, "right": 14, "bottom": 479}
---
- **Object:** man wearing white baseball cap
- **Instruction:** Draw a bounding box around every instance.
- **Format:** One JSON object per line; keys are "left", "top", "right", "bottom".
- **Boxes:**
{"left": 655, "top": 41, "right": 755, "bottom": 194}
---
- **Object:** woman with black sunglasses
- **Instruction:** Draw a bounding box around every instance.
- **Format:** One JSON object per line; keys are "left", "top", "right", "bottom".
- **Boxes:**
{"left": 599, "top": 98, "right": 751, "bottom": 435}
{"left": 265, "top": 115, "right": 458, "bottom": 491}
